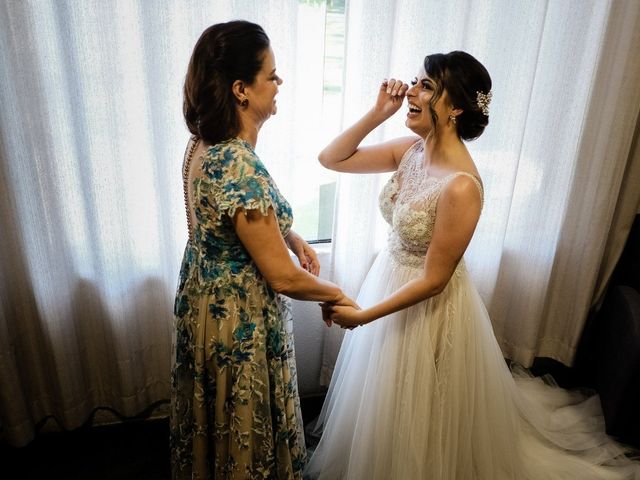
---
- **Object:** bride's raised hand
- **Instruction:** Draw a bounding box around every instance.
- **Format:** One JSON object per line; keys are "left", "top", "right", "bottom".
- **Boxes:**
{"left": 373, "top": 78, "right": 409, "bottom": 120}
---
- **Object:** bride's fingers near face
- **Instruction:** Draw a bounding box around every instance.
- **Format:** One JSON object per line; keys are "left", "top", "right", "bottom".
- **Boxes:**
{"left": 394, "top": 81, "right": 408, "bottom": 97}
{"left": 386, "top": 78, "right": 405, "bottom": 96}
{"left": 386, "top": 78, "right": 398, "bottom": 94}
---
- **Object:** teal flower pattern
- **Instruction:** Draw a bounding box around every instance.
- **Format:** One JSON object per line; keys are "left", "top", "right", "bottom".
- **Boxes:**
{"left": 170, "top": 138, "right": 306, "bottom": 479}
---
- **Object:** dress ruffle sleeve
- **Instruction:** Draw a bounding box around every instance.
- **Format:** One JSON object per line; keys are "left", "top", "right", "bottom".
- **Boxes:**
{"left": 202, "top": 141, "right": 275, "bottom": 220}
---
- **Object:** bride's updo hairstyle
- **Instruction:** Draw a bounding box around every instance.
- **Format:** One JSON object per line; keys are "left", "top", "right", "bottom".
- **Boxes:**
{"left": 183, "top": 21, "right": 270, "bottom": 145}
{"left": 424, "top": 51, "right": 492, "bottom": 141}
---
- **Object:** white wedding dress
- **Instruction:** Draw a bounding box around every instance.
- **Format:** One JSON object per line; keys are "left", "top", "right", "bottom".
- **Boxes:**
{"left": 304, "top": 141, "right": 639, "bottom": 479}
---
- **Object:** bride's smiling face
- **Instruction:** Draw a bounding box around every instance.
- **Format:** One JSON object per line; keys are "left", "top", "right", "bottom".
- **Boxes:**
{"left": 405, "top": 67, "right": 452, "bottom": 138}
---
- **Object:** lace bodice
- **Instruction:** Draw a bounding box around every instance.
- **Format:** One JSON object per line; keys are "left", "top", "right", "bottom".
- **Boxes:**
{"left": 379, "top": 141, "right": 484, "bottom": 268}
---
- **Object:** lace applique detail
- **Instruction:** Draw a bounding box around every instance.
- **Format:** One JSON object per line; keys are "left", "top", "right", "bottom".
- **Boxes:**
{"left": 387, "top": 233, "right": 428, "bottom": 268}
{"left": 378, "top": 141, "right": 483, "bottom": 269}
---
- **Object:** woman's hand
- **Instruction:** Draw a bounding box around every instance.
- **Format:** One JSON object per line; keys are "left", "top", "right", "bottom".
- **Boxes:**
{"left": 284, "top": 230, "right": 320, "bottom": 276}
{"left": 372, "top": 78, "right": 409, "bottom": 121}
{"left": 321, "top": 303, "right": 367, "bottom": 329}
{"left": 320, "top": 294, "right": 366, "bottom": 330}
{"left": 319, "top": 294, "right": 360, "bottom": 327}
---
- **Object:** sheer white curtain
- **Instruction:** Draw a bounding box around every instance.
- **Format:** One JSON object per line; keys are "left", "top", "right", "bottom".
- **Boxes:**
{"left": 0, "top": 0, "right": 329, "bottom": 447}
{"left": 2, "top": 0, "right": 639, "bottom": 448}
{"left": 322, "top": 0, "right": 640, "bottom": 382}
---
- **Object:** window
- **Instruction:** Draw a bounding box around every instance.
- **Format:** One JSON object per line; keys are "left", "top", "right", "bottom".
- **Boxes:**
{"left": 260, "top": 0, "right": 346, "bottom": 243}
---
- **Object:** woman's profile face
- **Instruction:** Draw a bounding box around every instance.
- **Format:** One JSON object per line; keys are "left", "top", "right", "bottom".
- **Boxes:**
{"left": 244, "top": 46, "right": 283, "bottom": 122}
{"left": 405, "top": 67, "right": 451, "bottom": 138}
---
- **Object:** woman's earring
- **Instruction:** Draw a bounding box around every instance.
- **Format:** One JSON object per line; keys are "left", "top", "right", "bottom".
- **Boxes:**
{"left": 241, "top": 98, "right": 249, "bottom": 107}
{"left": 449, "top": 114, "right": 456, "bottom": 125}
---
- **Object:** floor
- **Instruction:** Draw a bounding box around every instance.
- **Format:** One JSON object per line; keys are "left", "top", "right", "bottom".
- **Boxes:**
{"left": 0, "top": 395, "right": 326, "bottom": 480}
{"left": 1, "top": 360, "right": 636, "bottom": 479}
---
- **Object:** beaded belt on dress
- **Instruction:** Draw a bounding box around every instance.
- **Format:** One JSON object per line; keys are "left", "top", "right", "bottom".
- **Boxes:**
{"left": 388, "top": 234, "right": 427, "bottom": 268}
{"left": 387, "top": 234, "right": 466, "bottom": 275}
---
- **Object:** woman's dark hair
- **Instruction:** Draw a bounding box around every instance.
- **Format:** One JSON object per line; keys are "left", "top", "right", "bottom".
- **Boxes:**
{"left": 423, "top": 51, "right": 492, "bottom": 140}
{"left": 183, "top": 21, "right": 270, "bottom": 145}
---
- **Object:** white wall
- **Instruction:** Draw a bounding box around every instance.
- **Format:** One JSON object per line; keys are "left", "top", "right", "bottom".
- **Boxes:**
{"left": 291, "top": 245, "right": 333, "bottom": 396}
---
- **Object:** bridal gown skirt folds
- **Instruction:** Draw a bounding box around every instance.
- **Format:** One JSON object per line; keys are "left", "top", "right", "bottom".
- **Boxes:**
{"left": 305, "top": 250, "right": 639, "bottom": 479}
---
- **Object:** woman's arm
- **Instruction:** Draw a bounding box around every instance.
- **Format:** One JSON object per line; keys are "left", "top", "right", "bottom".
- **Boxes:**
{"left": 325, "top": 175, "right": 482, "bottom": 326}
{"left": 319, "top": 79, "right": 418, "bottom": 173}
{"left": 284, "top": 229, "right": 320, "bottom": 276}
{"left": 234, "top": 208, "right": 353, "bottom": 305}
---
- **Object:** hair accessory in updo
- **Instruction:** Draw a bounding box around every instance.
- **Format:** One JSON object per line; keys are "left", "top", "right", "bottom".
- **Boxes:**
{"left": 476, "top": 90, "right": 492, "bottom": 116}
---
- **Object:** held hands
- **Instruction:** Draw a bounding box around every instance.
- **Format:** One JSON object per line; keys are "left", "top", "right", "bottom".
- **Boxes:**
{"left": 285, "top": 230, "right": 320, "bottom": 275}
{"left": 373, "top": 78, "right": 409, "bottom": 121}
{"left": 320, "top": 293, "right": 364, "bottom": 329}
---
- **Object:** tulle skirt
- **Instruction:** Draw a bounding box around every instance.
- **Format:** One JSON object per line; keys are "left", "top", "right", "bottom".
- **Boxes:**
{"left": 305, "top": 248, "right": 639, "bottom": 479}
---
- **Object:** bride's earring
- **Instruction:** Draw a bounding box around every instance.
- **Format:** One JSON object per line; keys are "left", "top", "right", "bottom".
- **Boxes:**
{"left": 449, "top": 113, "right": 457, "bottom": 125}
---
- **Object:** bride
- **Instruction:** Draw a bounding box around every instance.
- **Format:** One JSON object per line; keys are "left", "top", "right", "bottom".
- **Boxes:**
{"left": 304, "top": 51, "right": 639, "bottom": 479}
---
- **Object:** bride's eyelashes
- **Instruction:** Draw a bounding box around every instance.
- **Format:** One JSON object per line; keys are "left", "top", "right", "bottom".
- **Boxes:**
{"left": 410, "top": 77, "right": 433, "bottom": 90}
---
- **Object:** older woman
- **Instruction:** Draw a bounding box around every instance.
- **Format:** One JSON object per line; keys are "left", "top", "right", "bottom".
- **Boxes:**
{"left": 170, "top": 21, "right": 355, "bottom": 479}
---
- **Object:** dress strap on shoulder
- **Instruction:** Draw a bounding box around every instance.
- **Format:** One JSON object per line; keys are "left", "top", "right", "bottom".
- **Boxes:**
{"left": 398, "top": 140, "right": 424, "bottom": 172}
{"left": 445, "top": 171, "right": 484, "bottom": 209}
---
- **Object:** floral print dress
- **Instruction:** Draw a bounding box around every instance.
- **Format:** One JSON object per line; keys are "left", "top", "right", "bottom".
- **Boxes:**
{"left": 171, "top": 138, "right": 306, "bottom": 479}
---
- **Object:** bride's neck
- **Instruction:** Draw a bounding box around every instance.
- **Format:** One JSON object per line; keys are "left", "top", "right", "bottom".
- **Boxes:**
{"left": 422, "top": 131, "right": 465, "bottom": 168}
